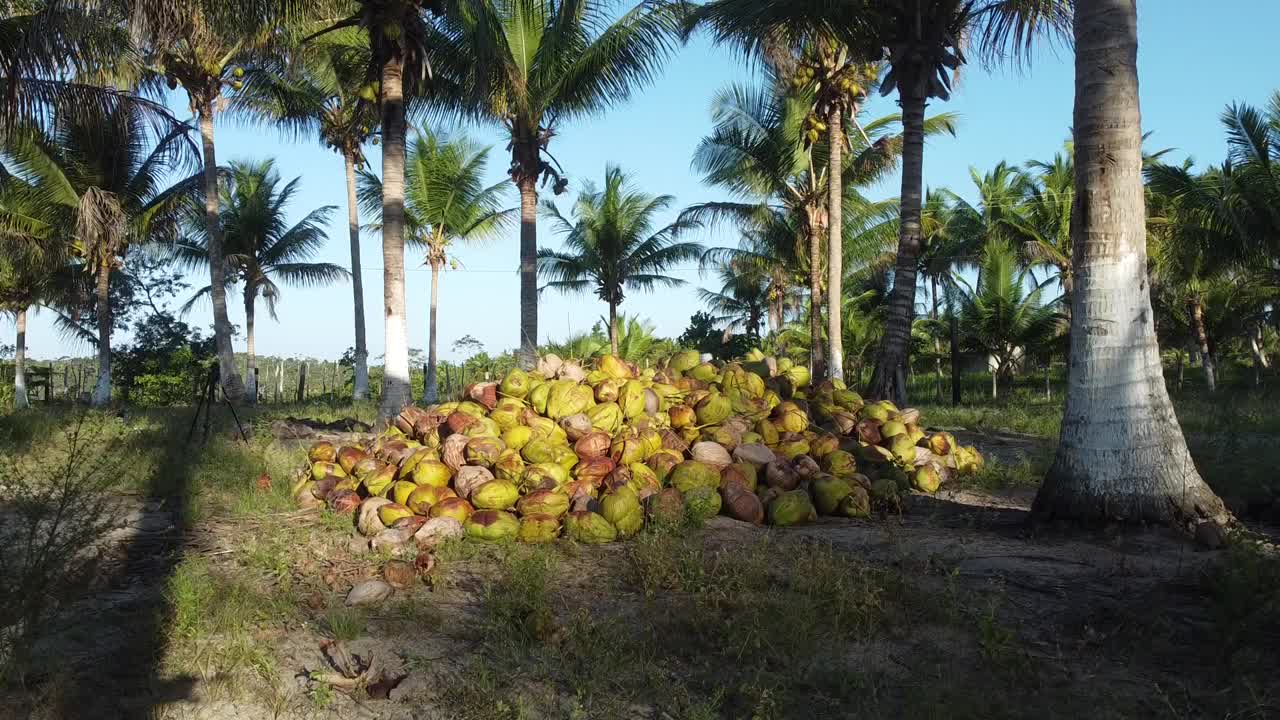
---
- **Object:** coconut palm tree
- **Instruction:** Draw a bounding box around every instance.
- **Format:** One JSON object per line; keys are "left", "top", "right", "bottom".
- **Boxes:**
{"left": 953, "top": 241, "right": 1060, "bottom": 399}
{"left": 4, "top": 102, "right": 199, "bottom": 406}
{"left": 357, "top": 128, "right": 512, "bottom": 403}
{"left": 235, "top": 28, "right": 381, "bottom": 401}
{"left": 683, "top": 0, "right": 1070, "bottom": 404}
{"left": 699, "top": 263, "right": 770, "bottom": 342}
{"left": 1032, "top": 0, "right": 1227, "bottom": 527}
{"left": 435, "top": 0, "right": 682, "bottom": 370}
{"left": 538, "top": 166, "right": 702, "bottom": 356}
{"left": 305, "top": 0, "right": 469, "bottom": 417}
{"left": 175, "top": 160, "right": 346, "bottom": 403}
{"left": 686, "top": 82, "right": 950, "bottom": 379}
{"left": 130, "top": 1, "right": 296, "bottom": 403}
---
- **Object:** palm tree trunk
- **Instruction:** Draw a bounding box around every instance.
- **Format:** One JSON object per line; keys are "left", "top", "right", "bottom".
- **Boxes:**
{"left": 807, "top": 216, "right": 826, "bottom": 382}
{"left": 931, "top": 276, "right": 943, "bottom": 400}
{"left": 243, "top": 287, "right": 257, "bottom": 405}
{"left": 768, "top": 293, "right": 783, "bottom": 334}
{"left": 867, "top": 88, "right": 927, "bottom": 405}
{"left": 1248, "top": 322, "right": 1269, "bottom": 385}
{"left": 198, "top": 101, "right": 245, "bottom": 403}
{"left": 517, "top": 174, "right": 539, "bottom": 370}
{"left": 343, "top": 149, "right": 370, "bottom": 401}
{"left": 14, "top": 306, "right": 28, "bottom": 409}
{"left": 1191, "top": 298, "right": 1215, "bottom": 393}
{"left": 827, "top": 109, "right": 844, "bottom": 383}
{"left": 1034, "top": 0, "right": 1225, "bottom": 527}
{"left": 949, "top": 299, "right": 961, "bottom": 406}
{"left": 425, "top": 256, "right": 441, "bottom": 404}
{"left": 92, "top": 264, "right": 111, "bottom": 407}
{"left": 378, "top": 54, "right": 411, "bottom": 419}
{"left": 608, "top": 300, "right": 619, "bottom": 356}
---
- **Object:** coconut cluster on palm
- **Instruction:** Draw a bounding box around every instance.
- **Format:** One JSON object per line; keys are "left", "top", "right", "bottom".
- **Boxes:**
{"left": 294, "top": 350, "right": 984, "bottom": 544}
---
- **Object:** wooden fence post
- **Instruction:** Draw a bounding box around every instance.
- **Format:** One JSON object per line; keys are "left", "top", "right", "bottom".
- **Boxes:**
{"left": 296, "top": 362, "right": 307, "bottom": 402}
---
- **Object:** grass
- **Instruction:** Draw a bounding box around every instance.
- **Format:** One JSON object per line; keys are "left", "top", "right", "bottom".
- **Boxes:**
{"left": 3, "top": 383, "right": 1280, "bottom": 717}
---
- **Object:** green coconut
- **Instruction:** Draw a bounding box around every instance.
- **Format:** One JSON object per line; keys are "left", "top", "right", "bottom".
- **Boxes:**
{"left": 471, "top": 480, "right": 519, "bottom": 510}
{"left": 493, "top": 449, "right": 526, "bottom": 483}
{"left": 529, "top": 382, "right": 552, "bottom": 415}
{"left": 812, "top": 475, "right": 855, "bottom": 516}
{"left": 838, "top": 486, "right": 871, "bottom": 518}
{"left": 668, "top": 404, "right": 696, "bottom": 428}
{"left": 521, "top": 439, "right": 559, "bottom": 465}
{"left": 517, "top": 513, "right": 561, "bottom": 543}
{"left": 618, "top": 381, "right": 647, "bottom": 419}
{"left": 586, "top": 402, "right": 623, "bottom": 435}
{"left": 502, "top": 425, "right": 534, "bottom": 452}
{"left": 391, "top": 480, "right": 418, "bottom": 506}
{"left": 690, "top": 362, "right": 719, "bottom": 383}
{"left": 430, "top": 497, "right": 474, "bottom": 523}
{"left": 646, "top": 450, "right": 682, "bottom": 484}
{"left": 308, "top": 442, "right": 337, "bottom": 463}
{"left": 565, "top": 510, "right": 618, "bottom": 544}
{"left": 645, "top": 488, "right": 685, "bottom": 525}
{"left": 406, "top": 485, "right": 454, "bottom": 515}
{"left": 465, "top": 510, "right": 519, "bottom": 542}
{"left": 311, "top": 461, "right": 346, "bottom": 482}
{"left": 412, "top": 460, "right": 452, "bottom": 488}
{"left": 695, "top": 392, "right": 731, "bottom": 426}
{"left": 670, "top": 461, "right": 721, "bottom": 494}
{"left": 823, "top": 450, "right": 858, "bottom": 478}
{"left": 669, "top": 350, "right": 701, "bottom": 372}
{"left": 772, "top": 402, "right": 809, "bottom": 434}
{"left": 720, "top": 462, "right": 758, "bottom": 493}
{"left": 517, "top": 489, "right": 570, "bottom": 518}
{"left": 913, "top": 464, "right": 943, "bottom": 494}
{"left": 337, "top": 446, "right": 366, "bottom": 474}
{"left": 465, "top": 436, "right": 506, "bottom": 467}
{"left": 601, "top": 488, "right": 644, "bottom": 537}
{"left": 501, "top": 369, "right": 530, "bottom": 398}
{"left": 363, "top": 465, "right": 396, "bottom": 497}
{"left": 378, "top": 502, "right": 414, "bottom": 526}
{"left": 683, "top": 486, "right": 722, "bottom": 522}
{"left": 767, "top": 490, "right": 817, "bottom": 526}
{"left": 523, "top": 462, "right": 570, "bottom": 491}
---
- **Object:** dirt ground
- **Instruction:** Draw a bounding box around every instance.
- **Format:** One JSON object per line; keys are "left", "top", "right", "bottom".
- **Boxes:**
{"left": 4, "top": 431, "right": 1278, "bottom": 720}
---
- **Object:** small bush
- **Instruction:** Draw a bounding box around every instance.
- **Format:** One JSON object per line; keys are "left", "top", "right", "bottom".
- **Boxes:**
{"left": 0, "top": 413, "right": 131, "bottom": 684}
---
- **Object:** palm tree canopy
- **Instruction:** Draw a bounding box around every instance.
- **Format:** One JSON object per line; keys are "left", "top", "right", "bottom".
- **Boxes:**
{"left": 538, "top": 165, "right": 701, "bottom": 306}
{"left": 356, "top": 127, "right": 514, "bottom": 257}
{"left": 175, "top": 159, "right": 346, "bottom": 317}
{"left": 954, "top": 240, "right": 1061, "bottom": 368}
{"left": 2, "top": 101, "right": 199, "bottom": 271}
{"left": 434, "top": 0, "right": 682, "bottom": 185}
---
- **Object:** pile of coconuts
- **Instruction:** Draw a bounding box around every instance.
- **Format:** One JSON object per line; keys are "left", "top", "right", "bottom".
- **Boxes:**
{"left": 292, "top": 350, "right": 985, "bottom": 546}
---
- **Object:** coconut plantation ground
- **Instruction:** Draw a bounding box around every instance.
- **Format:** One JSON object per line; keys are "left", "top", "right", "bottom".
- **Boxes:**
{"left": 0, "top": 379, "right": 1277, "bottom": 720}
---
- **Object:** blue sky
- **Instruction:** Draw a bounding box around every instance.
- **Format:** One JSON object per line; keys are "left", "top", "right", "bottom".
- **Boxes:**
{"left": 16, "top": 0, "right": 1280, "bottom": 363}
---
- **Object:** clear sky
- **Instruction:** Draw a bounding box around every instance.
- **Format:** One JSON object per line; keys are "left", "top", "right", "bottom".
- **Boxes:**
{"left": 15, "top": 0, "right": 1280, "bottom": 364}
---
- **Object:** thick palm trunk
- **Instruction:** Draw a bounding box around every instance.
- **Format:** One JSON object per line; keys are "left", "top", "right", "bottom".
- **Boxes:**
{"left": 344, "top": 150, "right": 370, "bottom": 401}
{"left": 243, "top": 288, "right": 257, "bottom": 405}
{"left": 198, "top": 103, "right": 245, "bottom": 403}
{"left": 1033, "top": 0, "right": 1226, "bottom": 527}
{"left": 608, "top": 301, "right": 619, "bottom": 356}
{"left": 517, "top": 176, "right": 539, "bottom": 370}
{"left": 827, "top": 109, "right": 844, "bottom": 382}
{"left": 425, "top": 257, "right": 441, "bottom": 404}
{"left": 92, "top": 264, "right": 111, "bottom": 407}
{"left": 807, "top": 219, "right": 826, "bottom": 381}
{"left": 867, "top": 90, "right": 927, "bottom": 405}
{"left": 378, "top": 55, "right": 411, "bottom": 419}
{"left": 1191, "top": 299, "right": 1215, "bottom": 393}
{"left": 768, "top": 294, "right": 783, "bottom": 334}
{"left": 13, "top": 306, "right": 28, "bottom": 409}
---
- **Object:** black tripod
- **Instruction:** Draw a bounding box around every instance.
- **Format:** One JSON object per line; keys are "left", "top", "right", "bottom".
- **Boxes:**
{"left": 187, "top": 364, "right": 249, "bottom": 444}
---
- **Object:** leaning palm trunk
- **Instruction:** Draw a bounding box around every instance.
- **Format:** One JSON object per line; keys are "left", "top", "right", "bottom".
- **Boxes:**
{"left": 198, "top": 104, "right": 245, "bottom": 403}
{"left": 827, "top": 109, "right": 844, "bottom": 382}
{"left": 517, "top": 173, "right": 539, "bottom": 370}
{"left": 92, "top": 265, "right": 111, "bottom": 407}
{"left": 378, "top": 55, "right": 412, "bottom": 419}
{"left": 1190, "top": 298, "right": 1215, "bottom": 393}
{"left": 867, "top": 90, "right": 927, "bottom": 406}
{"left": 14, "top": 306, "right": 28, "bottom": 409}
{"left": 1033, "top": 0, "right": 1226, "bottom": 527}
{"left": 344, "top": 150, "right": 370, "bottom": 401}
{"left": 243, "top": 288, "right": 257, "bottom": 405}
{"left": 425, "top": 256, "right": 441, "bottom": 404}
